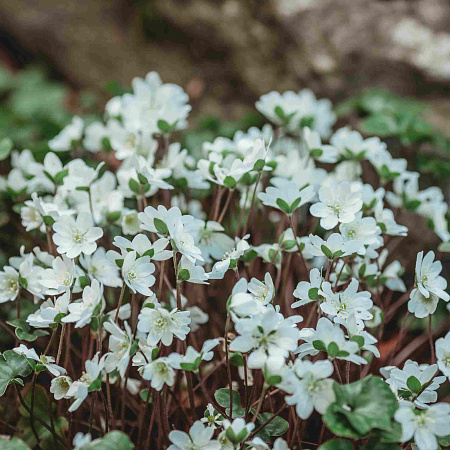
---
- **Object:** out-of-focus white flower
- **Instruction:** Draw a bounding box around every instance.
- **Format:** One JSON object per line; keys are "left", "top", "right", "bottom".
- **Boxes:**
{"left": 49, "top": 117, "right": 84, "bottom": 152}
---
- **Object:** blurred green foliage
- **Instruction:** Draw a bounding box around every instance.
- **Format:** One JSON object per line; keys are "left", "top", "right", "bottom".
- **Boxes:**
{"left": 0, "top": 66, "right": 70, "bottom": 159}
{"left": 337, "top": 88, "right": 450, "bottom": 179}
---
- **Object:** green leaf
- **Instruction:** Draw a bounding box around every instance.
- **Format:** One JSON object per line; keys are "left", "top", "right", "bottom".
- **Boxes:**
{"left": 178, "top": 269, "right": 190, "bottom": 282}
{"left": 290, "top": 197, "right": 302, "bottom": 211}
{"left": 89, "top": 431, "right": 134, "bottom": 449}
{"left": 276, "top": 198, "right": 291, "bottom": 214}
{"left": 54, "top": 169, "right": 68, "bottom": 184}
{"left": 349, "top": 335, "right": 364, "bottom": 348}
{"left": 328, "top": 342, "right": 339, "bottom": 358}
{"left": 0, "top": 437, "right": 31, "bottom": 449}
{"left": 157, "top": 119, "right": 172, "bottom": 134}
{"left": 323, "top": 376, "right": 399, "bottom": 438}
{"left": 107, "top": 211, "right": 122, "bottom": 222}
{"left": 0, "top": 137, "right": 13, "bottom": 161}
{"left": 274, "top": 106, "right": 285, "bottom": 119}
{"left": 319, "top": 439, "right": 354, "bottom": 450}
{"left": 6, "top": 319, "right": 48, "bottom": 342}
{"left": 313, "top": 340, "right": 327, "bottom": 352}
{"left": 43, "top": 215, "right": 55, "bottom": 226}
{"left": 0, "top": 350, "right": 32, "bottom": 396}
{"left": 310, "top": 148, "right": 323, "bottom": 158}
{"left": 229, "top": 353, "right": 244, "bottom": 367}
{"left": 257, "top": 413, "right": 288, "bottom": 441}
{"left": 137, "top": 173, "right": 148, "bottom": 185}
{"left": 406, "top": 376, "right": 421, "bottom": 393}
{"left": 359, "top": 115, "right": 398, "bottom": 137}
{"left": 437, "top": 435, "right": 450, "bottom": 447}
{"left": 153, "top": 218, "right": 168, "bottom": 235}
{"left": 321, "top": 245, "right": 333, "bottom": 259}
{"left": 128, "top": 178, "right": 141, "bottom": 194}
{"left": 223, "top": 176, "right": 236, "bottom": 189}
{"left": 265, "top": 375, "right": 282, "bottom": 386}
{"left": 214, "top": 388, "right": 240, "bottom": 409}
{"left": 139, "top": 389, "right": 153, "bottom": 404}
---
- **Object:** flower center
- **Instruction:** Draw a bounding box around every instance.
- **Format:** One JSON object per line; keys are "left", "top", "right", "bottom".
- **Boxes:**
{"left": 127, "top": 270, "right": 138, "bottom": 282}
{"left": 72, "top": 229, "right": 85, "bottom": 245}
{"left": 156, "top": 362, "right": 169, "bottom": 376}
{"left": 154, "top": 317, "right": 169, "bottom": 331}
{"left": 63, "top": 274, "right": 72, "bottom": 286}
{"left": 7, "top": 279, "right": 18, "bottom": 294}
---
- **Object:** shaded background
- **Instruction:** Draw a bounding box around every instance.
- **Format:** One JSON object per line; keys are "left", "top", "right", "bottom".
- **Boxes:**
{"left": 0, "top": 0, "right": 449, "bottom": 267}
{"left": 0, "top": 0, "right": 450, "bottom": 126}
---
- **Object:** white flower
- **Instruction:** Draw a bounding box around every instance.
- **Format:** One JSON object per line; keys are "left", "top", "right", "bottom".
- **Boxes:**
{"left": 208, "top": 235, "right": 250, "bottom": 280}
{"left": 0, "top": 266, "right": 20, "bottom": 303}
{"left": 40, "top": 255, "right": 74, "bottom": 295}
{"left": 382, "top": 360, "right": 445, "bottom": 408}
{"left": 80, "top": 247, "right": 122, "bottom": 288}
{"left": 306, "top": 233, "right": 360, "bottom": 260}
{"left": 193, "top": 221, "right": 234, "bottom": 263}
{"left": 18, "top": 255, "right": 45, "bottom": 299}
{"left": 330, "top": 127, "right": 386, "bottom": 160}
{"left": 121, "top": 251, "right": 155, "bottom": 296}
{"left": 140, "top": 357, "right": 176, "bottom": 391}
{"left": 168, "top": 420, "right": 221, "bottom": 450}
{"left": 53, "top": 213, "right": 103, "bottom": 259}
{"left": 103, "top": 320, "right": 133, "bottom": 378}
{"left": 62, "top": 280, "right": 103, "bottom": 328}
{"left": 258, "top": 177, "right": 315, "bottom": 215}
{"left": 13, "top": 344, "right": 65, "bottom": 377}
{"left": 303, "top": 127, "right": 338, "bottom": 163}
{"left": 49, "top": 116, "right": 84, "bottom": 151}
{"left": 256, "top": 90, "right": 335, "bottom": 137}
{"left": 292, "top": 268, "right": 323, "bottom": 308}
{"left": 436, "top": 332, "right": 450, "bottom": 379}
{"left": 310, "top": 182, "right": 363, "bottom": 229}
{"left": 284, "top": 359, "right": 335, "bottom": 419}
{"left": 50, "top": 375, "right": 72, "bottom": 400}
{"left": 137, "top": 306, "right": 191, "bottom": 346}
{"left": 201, "top": 404, "right": 223, "bottom": 428}
{"left": 297, "top": 317, "right": 367, "bottom": 364}
{"left": 167, "top": 213, "right": 204, "bottom": 263}
{"left": 339, "top": 213, "right": 382, "bottom": 255}
{"left": 248, "top": 273, "right": 275, "bottom": 305}
{"left": 240, "top": 138, "right": 270, "bottom": 171}
{"left": 395, "top": 402, "right": 450, "bottom": 450}
{"left": 168, "top": 339, "right": 219, "bottom": 371}
{"left": 320, "top": 279, "right": 373, "bottom": 330}
{"left": 177, "top": 256, "right": 209, "bottom": 284}
{"left": 112, "top": 234, "right": 172, "bottom": 262}
{"left": 121, "top": 210, "right": 141, "bottom": 235}
{"left": 66, "top": 353, "right": 104, "bottom": 412}
{"left": 230, "top": 310, "right": 302, "bottom": 369}
{"left": 222, "top": 418, "right": 255, "bottom": 444}
{"left": 122, "top": 71, "right": 191, "bottom": 132}
{"left": 72, "top": 432, "right": 92, "bottom": 450}
{"left": 89, "top": 171, "right": 124, "bottom": 224}
{"left": 408, "top": 288, "right": 440, "bottom": 318}
{"left": 374, "top": 202, "right": 408, "bottom": 236}
{"left": 62, "top": 159, "right": 103, "bottom": 191}
{"left": 27, "top": 291, "right": 70, "bottom": 328}
{"left": 228, "top": 278, "right": 265, "bottom": 318}
{"left": 415, "top": 251, "right": 449, "bottom": 302}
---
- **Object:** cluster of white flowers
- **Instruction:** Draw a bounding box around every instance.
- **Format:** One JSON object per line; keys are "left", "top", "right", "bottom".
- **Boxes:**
{"left": 0, "top": 71, "right": 449, "bottom": 450}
